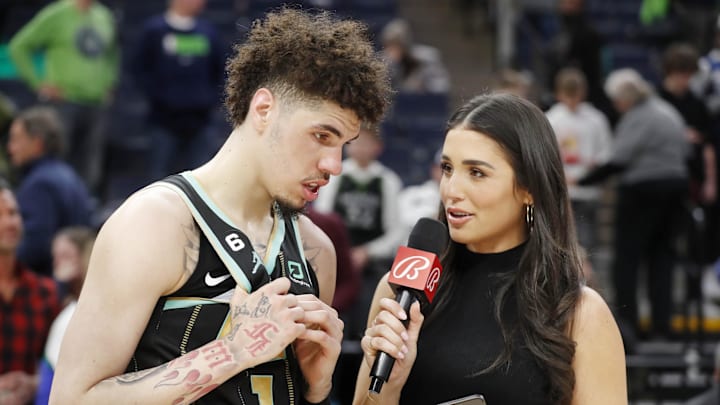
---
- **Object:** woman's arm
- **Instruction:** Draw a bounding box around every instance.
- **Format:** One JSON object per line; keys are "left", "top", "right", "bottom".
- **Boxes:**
{"left": 352, "top": 273, "right": 424, "bottom": 405}
{"left": 571, "top": 287, "right": 628, "bottom": 404}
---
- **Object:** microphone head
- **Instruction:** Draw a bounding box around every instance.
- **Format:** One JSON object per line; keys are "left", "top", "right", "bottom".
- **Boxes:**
{"left": 388, "top": 218, "right": 447, "bottom": 304}
{"left": 407, "top": 217, "right": 448, "bottom": 256}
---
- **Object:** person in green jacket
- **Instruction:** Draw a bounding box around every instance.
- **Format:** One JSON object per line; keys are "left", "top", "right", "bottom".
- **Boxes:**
{"left": 9, "top": 0, "right": 119, "bottom": 194}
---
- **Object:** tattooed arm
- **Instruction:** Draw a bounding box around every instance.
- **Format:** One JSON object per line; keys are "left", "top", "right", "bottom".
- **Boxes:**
{"left": 298, "top": 215, "right": 336, "bottom": 304}
{"left": 294, "top": 215, "right": 344, "bottom": 403}
{"left": 50, "top": 187, "right": 306, "bottom": 405}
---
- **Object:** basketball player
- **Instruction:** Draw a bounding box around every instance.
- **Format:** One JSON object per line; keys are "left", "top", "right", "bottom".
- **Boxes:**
{"left": 50, "top": 9, "right": 390, "bottom": 404}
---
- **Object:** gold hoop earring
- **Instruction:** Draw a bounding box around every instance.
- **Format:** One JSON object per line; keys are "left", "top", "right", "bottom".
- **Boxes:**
{"left": 525, "top": 204, "right": 534, "bottom": 231}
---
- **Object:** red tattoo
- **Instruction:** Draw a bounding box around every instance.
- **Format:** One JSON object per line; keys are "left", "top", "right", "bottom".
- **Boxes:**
{"left": 158, "top": 345, "right": 224, "bottom": 404}
{"left": 244, "top": 323, "right": 279, "bottom": 356}
{"left": 201, "top": 340, "right": 233, "bottom": 368}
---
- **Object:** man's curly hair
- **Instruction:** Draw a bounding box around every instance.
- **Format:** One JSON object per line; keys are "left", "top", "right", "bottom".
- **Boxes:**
{"left": 225, "top": 8, "right": 392, "bottom": 127}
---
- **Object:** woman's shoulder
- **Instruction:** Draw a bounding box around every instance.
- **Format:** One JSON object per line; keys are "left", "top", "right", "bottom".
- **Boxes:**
{"left": 573, "top": 287, "right": 617, "bottom": 336}
{"left": 569, "top": 289, "right": 628, "bottom": 402}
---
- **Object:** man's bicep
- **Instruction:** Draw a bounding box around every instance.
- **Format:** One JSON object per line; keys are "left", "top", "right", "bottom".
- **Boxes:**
{"left": 298, "top": 216, "right": 337, "bottom": 305}
{"left": 52, "top": 194, "right": 189, "bottom": 398}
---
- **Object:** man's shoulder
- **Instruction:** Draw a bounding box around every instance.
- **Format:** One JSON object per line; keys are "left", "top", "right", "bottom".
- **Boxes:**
{"left": 106, "top": 181, "right": 192, "bottom": 231}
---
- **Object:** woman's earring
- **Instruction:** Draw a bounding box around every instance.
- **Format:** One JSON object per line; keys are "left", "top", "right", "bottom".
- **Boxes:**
{"left": 525, "top": 204, "right": 534, "bottom": 232}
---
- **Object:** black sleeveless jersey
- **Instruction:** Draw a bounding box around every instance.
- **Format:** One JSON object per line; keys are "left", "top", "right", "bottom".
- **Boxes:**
{"left": 332, "top": 175, "right": 384, "bottom": 246}
{"left": 126, "top": 173, "right": 320, "bottom": 404}
{"left": 401, "top": 243, "right": 553, "bottom": 405}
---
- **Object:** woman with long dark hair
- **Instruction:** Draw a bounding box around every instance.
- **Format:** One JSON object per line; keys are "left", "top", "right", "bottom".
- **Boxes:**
{"left": 353, "top": 93, "right": 626, "bottom": 404}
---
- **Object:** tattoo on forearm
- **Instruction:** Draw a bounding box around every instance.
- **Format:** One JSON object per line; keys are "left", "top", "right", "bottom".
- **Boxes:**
{"left": 201, "top": 341, "right": 233, "bottom": 369}
{"left": 244, "top": 323, "right": 279, "bottom": 357}
{"left": 110, "top": 345, "right": 227, "bottom": 404}
{"left": 181, "top": 222, "right": 200, "bottom": 277}
{"left": 112, "top": 365, "right": 168, "bottom": 385}
{"left": 156, "top": 348, "right": 223, "bottom": 404}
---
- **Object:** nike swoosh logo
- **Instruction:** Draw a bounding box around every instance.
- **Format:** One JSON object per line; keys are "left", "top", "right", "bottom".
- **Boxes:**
{"left": 205, "top": 272, "right": 231, "bottom": 287}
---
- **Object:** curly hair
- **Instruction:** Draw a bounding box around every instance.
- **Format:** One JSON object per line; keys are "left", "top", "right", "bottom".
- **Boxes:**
{"left": 225, "top": 8, "right": 392, "bottom": 127}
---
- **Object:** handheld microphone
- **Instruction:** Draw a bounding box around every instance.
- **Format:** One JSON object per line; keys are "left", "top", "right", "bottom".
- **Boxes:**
{"left": 368, "top": 217, "right": 448, "bottom": 394}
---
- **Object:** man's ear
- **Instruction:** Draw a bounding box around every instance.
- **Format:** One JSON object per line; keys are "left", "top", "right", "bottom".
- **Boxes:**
{"left": 248, "top": 88, "right": 274, "bottom": 133}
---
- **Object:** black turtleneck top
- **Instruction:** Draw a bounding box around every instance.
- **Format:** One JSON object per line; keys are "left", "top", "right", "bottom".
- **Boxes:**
{"left": 400, "top": 243, "right": 553, "bottom": 405}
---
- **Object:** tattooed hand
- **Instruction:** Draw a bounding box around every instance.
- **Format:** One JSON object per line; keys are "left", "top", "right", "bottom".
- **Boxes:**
{"left": 292, "top": 294, "right": 344, "bottom": 403}
{"left": 226, "top": 278, "right": 305, "bottom": 365}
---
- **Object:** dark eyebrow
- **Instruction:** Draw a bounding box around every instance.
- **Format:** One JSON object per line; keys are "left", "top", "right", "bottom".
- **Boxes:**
{"left": 314, "top": 123, "right": 360, "bottom": 143}
{"left": 313, "top": 124, "right": 341, "bottom": 138}
{"left": 442, "top": 154, "right": 496, "bottom": 170}
{"left": 462, "top": 159, "right": 496, "bottom": 170}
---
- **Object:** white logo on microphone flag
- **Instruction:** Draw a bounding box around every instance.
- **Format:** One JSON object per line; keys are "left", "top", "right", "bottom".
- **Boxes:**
{"left": 391, "top": 255, "right": 432, "bottom": 280}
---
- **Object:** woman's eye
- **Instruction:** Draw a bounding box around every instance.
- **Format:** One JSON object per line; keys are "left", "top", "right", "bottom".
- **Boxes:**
{"left": 440, "top": 162, "right": 452, "bottom": 174}
{"left": 470, "top": 168, "right": 485, "bottom": 178}
{"left": 314, "top": 133, "right": 327, "bottom": 141}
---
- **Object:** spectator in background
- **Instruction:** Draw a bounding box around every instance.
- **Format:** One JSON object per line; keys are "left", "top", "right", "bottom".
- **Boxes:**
{"left": 547, "top": 0, "right": 613, "bottom": 122}
{"left": 0, "top": 92, "right": 17, "bottom": 181}
{"left": 35, "top": 226, "right": 96, "bottom": 405}
{"left": 693, "top": 24, "right": 720, "bottom": 265}
{"left": 397, "top": 149, "right": 442, "bottom": 242}
{"left": 546, "top": 67, "right": 612, "bottom": 258}
{"left": 0, "top": 178, "right": 61, "bottom": 405}
{"left": 314, "top": 124, "right": 404, "bottom": 339}
{"left": 130, "top": 0, "right": 226, "bottom": 183}
{"left": 660, "top": 43, "right": 718, "bottom": 266}
{"left": 379, "top": 18, "right": 450, "bottom": 94}
{"left": 579, "top": 68, "right": 690, "bottom": 343}
{"left": 492, "top": 68, "right": 536, "bottom": 103}
{"left": 8, "top": 0, "right": 119, "bottom": 195}
{"left": 7, "top": 106, "right": 93, "bottom": 277}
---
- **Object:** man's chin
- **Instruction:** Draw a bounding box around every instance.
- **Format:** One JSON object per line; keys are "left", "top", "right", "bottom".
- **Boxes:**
{"left": 274, "top": 199, "right": 307, "bottom": 218}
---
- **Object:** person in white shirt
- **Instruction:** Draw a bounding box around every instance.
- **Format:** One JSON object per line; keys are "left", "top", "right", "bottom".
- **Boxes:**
{"left": 397, "top": 149, "right": 442, "bottom": 243}
{"left": 313, "top": 124, "right": 403, "bottom": 339}
{"left": 546, "top": 67, "right": 613, "bottom": 254}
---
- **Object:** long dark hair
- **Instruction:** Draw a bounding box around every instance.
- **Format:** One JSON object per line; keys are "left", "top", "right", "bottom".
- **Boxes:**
{"left": 427, "top": 93, "right": 584, "bottom": 404}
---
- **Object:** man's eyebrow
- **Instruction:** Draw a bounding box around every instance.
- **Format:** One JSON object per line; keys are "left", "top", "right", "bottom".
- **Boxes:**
{"left": 313, "top": 124, "right": 341, "bottom": 138}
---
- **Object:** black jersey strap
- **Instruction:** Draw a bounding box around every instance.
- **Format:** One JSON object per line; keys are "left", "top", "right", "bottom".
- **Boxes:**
{"left": 161, "top": 173, "right": 272, "bottom": 293}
